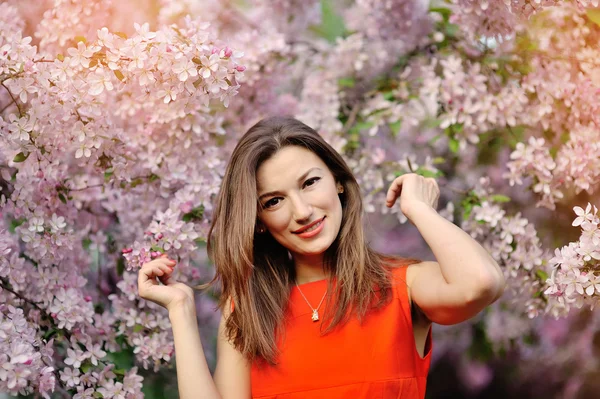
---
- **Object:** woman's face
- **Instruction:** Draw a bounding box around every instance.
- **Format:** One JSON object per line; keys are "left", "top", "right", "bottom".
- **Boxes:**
{"left": 256, "top": 145, "right": 343, "bottom": 261}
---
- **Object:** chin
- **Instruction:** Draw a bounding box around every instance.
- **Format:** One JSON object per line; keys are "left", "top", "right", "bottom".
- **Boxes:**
{"left": 294, "top": 240, "right": 334, "bottom": 255}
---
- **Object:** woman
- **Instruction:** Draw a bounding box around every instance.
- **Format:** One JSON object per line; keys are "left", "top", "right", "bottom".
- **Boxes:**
{"left": 137, "top": 116, "right": 505, "bottom": 399}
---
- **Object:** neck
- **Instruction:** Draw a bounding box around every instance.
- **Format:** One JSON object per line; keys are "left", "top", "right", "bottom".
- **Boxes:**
{"left": 292, "top": 253, "right": 329, "bottom": 285}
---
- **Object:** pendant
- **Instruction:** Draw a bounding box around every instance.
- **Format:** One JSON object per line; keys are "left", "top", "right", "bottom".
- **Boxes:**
{"left": 312, "top": 309, "right": 319, "bottom": 322}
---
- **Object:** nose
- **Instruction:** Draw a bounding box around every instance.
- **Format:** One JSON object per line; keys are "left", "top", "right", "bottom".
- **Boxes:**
{"left": 290, "top": 193, "right": 313, "bottom": 223}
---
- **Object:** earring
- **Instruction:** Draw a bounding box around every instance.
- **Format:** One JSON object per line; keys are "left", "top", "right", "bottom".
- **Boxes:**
{"left": 337, "top": 185, "right": 344, "bottom": 194}
{"left": 257, "top": 226, "right": 265, "bottom": 233}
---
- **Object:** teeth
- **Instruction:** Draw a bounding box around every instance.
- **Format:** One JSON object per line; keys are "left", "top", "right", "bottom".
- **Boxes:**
{"left": 303, "top": 220, "right": 322, "bottom": 233}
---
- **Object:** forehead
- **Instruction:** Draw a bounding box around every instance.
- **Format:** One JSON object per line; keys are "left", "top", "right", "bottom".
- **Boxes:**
{"left": 256, "top": 146, "right": 328, "bottom": 191}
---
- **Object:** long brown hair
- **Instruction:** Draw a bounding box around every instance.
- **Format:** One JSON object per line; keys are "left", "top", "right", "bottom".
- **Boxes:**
{"left": 202, "top": 116, "right": 419, "bottom": 366}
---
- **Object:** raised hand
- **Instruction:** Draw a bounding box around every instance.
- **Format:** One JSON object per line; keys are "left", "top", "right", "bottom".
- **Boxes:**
{"left": 385, "top": 173, "right": 440, "bottom": 221}
{"left": 137, "top": 253, "right": 195, "bottom": 312}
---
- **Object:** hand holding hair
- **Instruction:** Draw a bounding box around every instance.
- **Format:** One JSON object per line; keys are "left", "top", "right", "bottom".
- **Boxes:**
{"left": 137, "top": 253, "right": 195, "bottom": 313}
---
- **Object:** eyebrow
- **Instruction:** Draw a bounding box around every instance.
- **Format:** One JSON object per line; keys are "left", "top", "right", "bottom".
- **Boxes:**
{"left": 258, "top": 167, "right": 323, "bottom": 201}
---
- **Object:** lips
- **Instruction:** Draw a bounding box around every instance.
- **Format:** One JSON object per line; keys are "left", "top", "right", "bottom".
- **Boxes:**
{"left": 292, "top": 216, "right": 326, "bottom": 234}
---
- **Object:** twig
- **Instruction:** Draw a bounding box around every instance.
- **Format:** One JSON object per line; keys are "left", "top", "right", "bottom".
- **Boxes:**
{"left": 342, "top": 104, "right": 360, "bottom": 135}
{"left": 0, "top": 99, "right": 15, "bottom": 114}
{"left": 0, "top": 277, "right": 44, "bottom": 312}
{"left": 1, "top": 81, "right": 23, "bottom": 117}
{"left": 0, "top": 277, "right": 72, "bottom": 341}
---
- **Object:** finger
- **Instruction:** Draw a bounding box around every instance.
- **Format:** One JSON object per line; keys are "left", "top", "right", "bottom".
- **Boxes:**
{"left": 139, "top": 263, "right": 165, "bottom": 283}
{"left": 386, "top": 175, "right": 406, "bottom": 206}
{"left": 427, "top": 177, "right": 439, "bottom": 189}
{"left": 158, "top": 272, "right": 171, "bottom": 285}
{"left": 157, "top": 263, "right": 174, "bottom": 275}
{"left": 157, "top": 257, "right": 176, "bottom": 267}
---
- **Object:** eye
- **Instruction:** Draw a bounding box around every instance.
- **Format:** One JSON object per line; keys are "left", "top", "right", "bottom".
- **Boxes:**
{"left": 304, "top": 177, "right": 320, "bottom": 187}
{"left": 263, "top": 198, "right": 281, "bottom": 209}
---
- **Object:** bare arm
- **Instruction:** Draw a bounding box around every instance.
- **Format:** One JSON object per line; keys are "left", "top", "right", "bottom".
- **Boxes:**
{"left": 384, "top": 174, "right": 505, "bottom": 325}
{"left": 405, "top": 201, "right": 505, "bottom": 325}
{"left": 139, "top": 257, "right": 250, "bottom": 398}
{"left": 213, "top": 298, "right": 251, "bottom": 398}
{"left": 169, "top": 297, "right": 251, "bottom": 399}
{"left": 169, "top": 300, "right": 223, "bottom": 399}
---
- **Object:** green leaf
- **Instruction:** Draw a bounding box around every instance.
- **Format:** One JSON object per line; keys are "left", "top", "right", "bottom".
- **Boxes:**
{"left": 43, "top": 328, "right": 57, "bottom": 340}
{"left": 182, "top": 205, "right": 205, "bottom": 223}
{"left": 13, "top": 152, "right": 29, "bottom": 163}
{"left": 130, "top": 178, "right": 144, "bottom": 188}
{"left": 81, "top": 360, "right": 93, "bottom": 374}
{"left": 93, "top": 392, "right": 105, "bottom": 398}
{"left": 114, "top": 32, "right": 128, "bottom": 39}
{"left": 133, "top": 324, "right": 144, "bottom": 333}
{"left": 429, "top": 7, "right": 452, "bottom": 22}
{"left": 94, "top": 303, "right": 105, "bottom": 314}
{"left": 422, "top": 118, "right": 443, "bottom": 129}
{"left": 428, "top": 134, "right": 443, "bottom": 145}
{"left": 114, "top": 368, "right": 126, "bottom": 376}
{"left": 113, "top": 70, "right": 125, "bottom": 82}
{"left": 468, "top": 320, "right": 495, "bottom": 361}
{"left": 116, "top": 256, "right": 125, "bottom": 277}
{"left": 74, "top": 36, "right": 87, "bottom": 44}
{"left": 351, "top": 121, "right": 375, "bottom": 133}
{"left": 9, "top": 218, "right": 26, "bottom": 234}
{"left": 105, "top": 349, "right": 135, "bottom": 371}
{"left": 192, "top": 57, "right": 202, "bottom": 65}
{"left": 389, "top": 121, "right": 402, "bottom": 136}
{"left": 338, "top": 77, "right": 355, "bottom": 88}
{"left": 415, "top": 168, "right": 441, "bottom": 178}
{"left": 536, "top": 270, "right": 549, "bottom": 281}
{"left": 57, "top": 54, "right": 64, "bottom": 62}
{"left": 150, "top": 245, "right": 164, "bottom": 253}
{"left": 445, "top": 24, "right": 459, "bottom": 38}
{"left": 381, "top": 91, "right": 395, "bottom": 101}
{"left": 308, "top": 0, "right": 346, "bottom": 43}
{"left": 448, "top": 137, "right": 459, "bottom": 154}
{"left": 490, "top": 194, "right": 511, "bottom": 203}
{"left": 58, "top": 193, "right": 67, "bottom": 204}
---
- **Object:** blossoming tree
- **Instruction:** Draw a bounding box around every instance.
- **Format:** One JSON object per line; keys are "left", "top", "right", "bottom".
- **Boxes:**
{"left": 2, "top": 0, "right": 600, "bottom": 398}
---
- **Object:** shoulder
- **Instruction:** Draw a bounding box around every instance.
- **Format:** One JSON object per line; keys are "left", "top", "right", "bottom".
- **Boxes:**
{"left": 404, "top": 260, "right": 440, "bottom": 313}
{"left": 381, "top": 256, "right": 426, "bottom": 284}
{"left": 405, "top": 260, "right": 439, "bottom": 287}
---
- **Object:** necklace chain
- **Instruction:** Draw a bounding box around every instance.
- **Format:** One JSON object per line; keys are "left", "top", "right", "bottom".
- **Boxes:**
{"left": 295, "top": 280, "right": 328, "bottom": 322}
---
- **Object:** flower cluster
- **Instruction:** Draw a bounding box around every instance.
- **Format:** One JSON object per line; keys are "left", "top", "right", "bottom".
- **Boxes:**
{"left": 545, "top": 203, "right": 600, "bottom": 317}
{"left": 449, "top": 0, "right": 598, "bottom": 39}
{"left": 460, "top": 177, "right": 549, "bottom": 319}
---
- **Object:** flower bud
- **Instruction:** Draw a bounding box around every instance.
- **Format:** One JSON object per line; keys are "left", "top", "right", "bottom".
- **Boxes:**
{"left": 235, "top": 65, "right": 246, "bottom": 72}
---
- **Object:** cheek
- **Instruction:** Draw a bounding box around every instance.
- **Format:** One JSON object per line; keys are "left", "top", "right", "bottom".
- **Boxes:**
{"left": 262, "top": 213, "right": 290, "bottom": 233}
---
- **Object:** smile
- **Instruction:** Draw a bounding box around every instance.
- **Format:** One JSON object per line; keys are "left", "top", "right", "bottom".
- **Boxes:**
{"left": 293, "top": 217, "right": 326, "bottom": 238}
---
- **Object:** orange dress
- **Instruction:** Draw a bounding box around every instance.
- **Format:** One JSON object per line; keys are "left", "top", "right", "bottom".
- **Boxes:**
{"left": 250, "top": 265, "right": 433, "bottom": 399}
